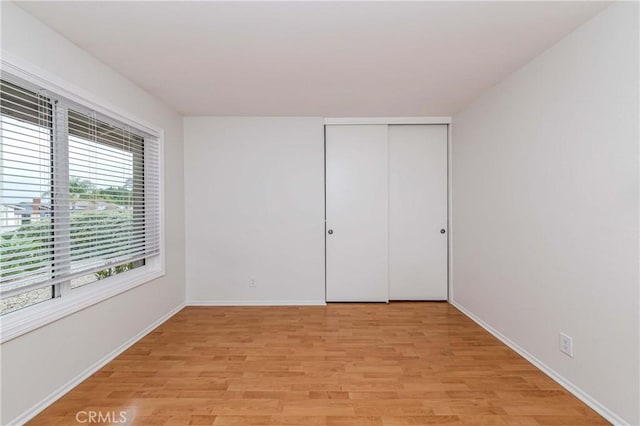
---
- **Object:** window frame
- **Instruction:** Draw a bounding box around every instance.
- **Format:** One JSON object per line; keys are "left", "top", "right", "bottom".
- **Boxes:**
{"left": 0, "top": 55, "right": 165, "bottom": 344}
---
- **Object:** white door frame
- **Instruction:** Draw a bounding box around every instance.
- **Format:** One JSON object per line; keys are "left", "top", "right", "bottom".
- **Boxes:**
{"left": 323, "top": 117, "right": 453, "bottom": 302}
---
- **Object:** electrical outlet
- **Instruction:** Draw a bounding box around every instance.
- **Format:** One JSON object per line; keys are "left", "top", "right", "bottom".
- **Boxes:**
{"left": 249, "top": 277, "right": 256, "bottom": 288}
{"left": 559, "top": 333, "right": 573, "bottom": 357}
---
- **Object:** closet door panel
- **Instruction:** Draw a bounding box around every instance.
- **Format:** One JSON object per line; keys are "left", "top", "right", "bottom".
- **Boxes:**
{"left": 325, "top": 125, "right": 389, "bottom": 302}
{"left": 389, "top": 124, "right": 448, "bottom": 300}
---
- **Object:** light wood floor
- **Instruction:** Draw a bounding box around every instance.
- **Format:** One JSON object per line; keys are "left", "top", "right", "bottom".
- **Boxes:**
{"left": 29, "top": 303, "right": 607, "bottom": 425}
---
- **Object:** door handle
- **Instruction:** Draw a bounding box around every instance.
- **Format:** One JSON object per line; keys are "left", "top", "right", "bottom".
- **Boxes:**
{"left": 328, "top": 229, "right": 333, "bottom": 235}
{"left": 440, "top": 229, "right": 446, "bottom": 234}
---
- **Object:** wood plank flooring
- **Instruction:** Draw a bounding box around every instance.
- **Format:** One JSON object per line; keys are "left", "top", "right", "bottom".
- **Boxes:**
{"left": 28, "top": 303, "right": 608, "bottom": 425}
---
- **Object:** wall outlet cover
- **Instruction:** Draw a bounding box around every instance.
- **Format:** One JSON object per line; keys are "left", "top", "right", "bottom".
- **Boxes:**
{"left": 559, "top": 332, "right": 574, "bottom": 357}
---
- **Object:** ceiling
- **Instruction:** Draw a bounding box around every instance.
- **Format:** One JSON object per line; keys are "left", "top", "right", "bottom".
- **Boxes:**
{"left": 17, "top": 1, "right": 609, "bottom": 116}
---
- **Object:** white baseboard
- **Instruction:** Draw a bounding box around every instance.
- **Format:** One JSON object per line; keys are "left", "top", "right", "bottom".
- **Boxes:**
{"left": 187, "top": 300, "right": 327, "bottom": 306}
{"left": 449, "top": 299, "right": 628, "bottom": 426}
{"left": 8, "top": 303, "right": 185, "bottom": 426}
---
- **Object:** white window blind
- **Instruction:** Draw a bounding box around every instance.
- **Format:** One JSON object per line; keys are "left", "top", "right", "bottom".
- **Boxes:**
{"left": 0, "top": 80, "right": 54, "bottom": 297}
{"left": 64, "top": 109, "right": 161, "bottom": 279}
{"left": 0, "top": 76, "right": 161, "bottom": 305}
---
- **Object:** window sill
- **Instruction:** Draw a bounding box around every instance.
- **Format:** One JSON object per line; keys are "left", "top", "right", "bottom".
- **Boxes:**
{"left": 0, "top": 265, "right": 165, "bottom": 344}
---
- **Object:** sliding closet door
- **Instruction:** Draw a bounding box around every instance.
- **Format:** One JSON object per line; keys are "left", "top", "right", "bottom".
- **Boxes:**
{"left": 325, "top": 125, "right": 389, "bottom": 302}
{"left": 389, "top": 125, "right": 448, "bottom": 300}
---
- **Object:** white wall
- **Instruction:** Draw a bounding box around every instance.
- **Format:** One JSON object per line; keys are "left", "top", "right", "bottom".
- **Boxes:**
{"left": 452, "top": 3, "right": 639, "bottom": 425}
{"left": 0, "top": 3, "right": 185, "bottom": 424}
{"left": 184, "top": 117, "right": 325, "bottom": 304}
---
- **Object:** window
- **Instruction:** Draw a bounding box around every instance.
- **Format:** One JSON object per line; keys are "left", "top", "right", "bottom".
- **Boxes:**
{"left": 0, "top": 75, "right": 161, "bottom": 319}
